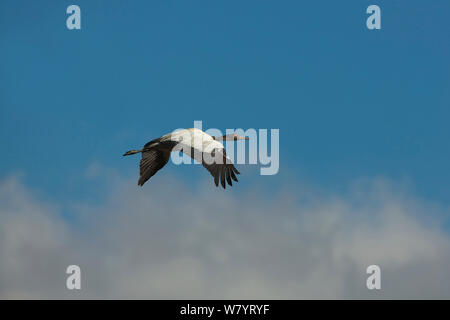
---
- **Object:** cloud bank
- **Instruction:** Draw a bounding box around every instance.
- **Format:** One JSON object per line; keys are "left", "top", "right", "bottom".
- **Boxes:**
{"left": 1, "top": 173, "right": 450, "bottom": 299}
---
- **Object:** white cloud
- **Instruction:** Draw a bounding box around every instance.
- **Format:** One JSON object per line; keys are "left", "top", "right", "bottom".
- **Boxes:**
{"left": 1, "top": 173, "right": 450, "bottom": 299}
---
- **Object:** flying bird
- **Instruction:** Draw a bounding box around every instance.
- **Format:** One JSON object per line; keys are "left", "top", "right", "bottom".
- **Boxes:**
{"left": 123, "top": 128, "right": 248, "bottom": 188}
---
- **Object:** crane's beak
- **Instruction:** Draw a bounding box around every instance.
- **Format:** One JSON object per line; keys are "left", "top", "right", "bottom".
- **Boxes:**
{"left": 216, "top": 134, "right": 250, "bottom": 141}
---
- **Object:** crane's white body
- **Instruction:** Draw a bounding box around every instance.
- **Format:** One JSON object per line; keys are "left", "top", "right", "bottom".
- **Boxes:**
{"left": 161, "top": 128, "right": 232, "bottom": 164}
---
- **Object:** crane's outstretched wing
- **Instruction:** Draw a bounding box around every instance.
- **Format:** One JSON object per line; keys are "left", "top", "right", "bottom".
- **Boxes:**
{"left": 202, "top": 148, "right": 240, "bottom": 189}
{"left": 138, "top": 149, "right": 170, "bottom": 186}
{"left": 176, "top": 141, "right": 240, "bottom": 189}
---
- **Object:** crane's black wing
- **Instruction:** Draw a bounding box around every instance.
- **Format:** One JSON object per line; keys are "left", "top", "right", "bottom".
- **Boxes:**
{"left": 201, "top": 148, "right": 240, "bottom": 189}
{"left": 176, "top": 143, "right": 240, "bottom": 189}
{"left": 138, "top": 149, "right": 170, "bottom": 186}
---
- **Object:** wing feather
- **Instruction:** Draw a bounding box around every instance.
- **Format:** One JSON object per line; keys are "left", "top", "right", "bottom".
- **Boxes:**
{"left": 177, "top": 140, "right": 240, "bottom": 188}
{"left": 138, "top": 149, "right": 170, "bottom": 186}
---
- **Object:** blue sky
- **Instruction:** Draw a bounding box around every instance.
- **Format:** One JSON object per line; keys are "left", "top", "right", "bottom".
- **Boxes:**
{"left": 2, "top": 1, "right": 450, "bottom": 299}
{"left": 1, "top": 0, "right": 450, "bottom": 204}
